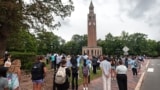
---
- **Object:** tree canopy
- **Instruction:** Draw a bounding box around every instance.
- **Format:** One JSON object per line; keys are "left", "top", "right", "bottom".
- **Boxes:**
{"left": 0, "top": 0, "right": 74, "bottom": 57}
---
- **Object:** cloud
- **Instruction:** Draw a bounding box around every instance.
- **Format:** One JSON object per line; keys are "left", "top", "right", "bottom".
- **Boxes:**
{"left": 53, "top": 0, "right": 160, "bottom": 42}
{"left": 119, "top": 0, "right": 157, "bottom": 18}
{"left": 128, "top": 0, "right": 156, "bottom": 18}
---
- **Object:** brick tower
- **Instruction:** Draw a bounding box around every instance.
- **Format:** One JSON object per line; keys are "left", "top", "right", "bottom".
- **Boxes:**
{"left": 82, "top": 1, "right": 102, "bottom": 56}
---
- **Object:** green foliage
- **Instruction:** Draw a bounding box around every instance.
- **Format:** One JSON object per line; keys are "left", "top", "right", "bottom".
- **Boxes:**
{"left": 10, "top": 52, "right": 36, "bottom": 70}
{"left": 0, "top": 0, "right": 74, "bottom": 57}
{"left": 62, "top": 34, "right": 87, "bottom": 55}
{"left": 97, "top": 31, "right": 160, "bottom": 57}
{"left": 7, "top": 29, "right": 37, "bottom": 52}
{"left": 36, "top": 31, "right": 63, "bottom": 54}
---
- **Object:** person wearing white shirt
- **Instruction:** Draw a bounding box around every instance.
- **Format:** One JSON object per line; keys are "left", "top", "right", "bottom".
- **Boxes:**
{"left": 4, "top": 54, "right": 11, "bottom": 68}
{"left": 116, "top": 60, "right": 128, "bottom": 90}
{"left": 100, "top": 55, "right": 111, "bottom": 90}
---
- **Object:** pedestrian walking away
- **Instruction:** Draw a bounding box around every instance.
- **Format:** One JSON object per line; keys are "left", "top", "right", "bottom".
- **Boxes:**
{"left": 116, "top": 60, "right": 128, "bottom": 90}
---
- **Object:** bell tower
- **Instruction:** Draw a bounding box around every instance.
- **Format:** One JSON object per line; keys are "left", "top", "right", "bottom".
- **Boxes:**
{"left": 88, "top": 1, "right": 97, "bottom": 47}
{"left": 82, "top": 1, "right": 102, "bottom": 56}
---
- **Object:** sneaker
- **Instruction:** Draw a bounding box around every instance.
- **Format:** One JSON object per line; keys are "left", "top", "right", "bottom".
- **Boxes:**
{"left": 83, "top": 87, "right": 86, "bottom": 90}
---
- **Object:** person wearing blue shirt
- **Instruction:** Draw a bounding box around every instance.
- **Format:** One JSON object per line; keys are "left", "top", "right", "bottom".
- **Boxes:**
{"left": 50, "top": 54, "right": 55, "bottom": 69}
{"left": 77, "top": 55, "right": 82, "bottom": 79}
{"left": 66, "top": 55, "right": 71, "bottom": 68}
{"left": 130, "top": 57, "right": 138, "bottom": 77}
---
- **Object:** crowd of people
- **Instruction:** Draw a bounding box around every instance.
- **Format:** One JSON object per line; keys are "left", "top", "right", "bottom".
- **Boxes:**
{"left": 0, "top": 51, "right": 146, "bottom": 90}
{"left": 45, "top": 53, "right": 145, "bottom": 90}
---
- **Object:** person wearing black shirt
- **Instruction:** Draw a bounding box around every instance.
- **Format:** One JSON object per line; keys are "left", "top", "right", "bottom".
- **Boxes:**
{"left": 70, "top": 55, "right": 78, "bottom": 90}
{"left": 92, "top": 56, "right": 97, "bottom": 74}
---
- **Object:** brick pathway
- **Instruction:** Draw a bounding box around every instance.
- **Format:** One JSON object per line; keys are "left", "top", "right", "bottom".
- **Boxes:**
{"left": 78, "top": 60, "right": 148, "bottom": 90}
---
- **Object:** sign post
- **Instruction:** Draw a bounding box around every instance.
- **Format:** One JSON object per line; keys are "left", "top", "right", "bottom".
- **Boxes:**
{"left": 123, "top": 46, "right": 129, "bottom": 55}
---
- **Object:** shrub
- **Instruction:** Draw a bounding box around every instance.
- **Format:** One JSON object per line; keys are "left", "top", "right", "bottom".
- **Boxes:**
{"left": 10, "top": 52, "right": 36, "bottom": 70}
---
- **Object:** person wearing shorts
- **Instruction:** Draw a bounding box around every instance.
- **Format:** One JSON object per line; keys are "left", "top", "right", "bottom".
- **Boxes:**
{"left": 31, "top": 56, "right": 47, "bottom": 90}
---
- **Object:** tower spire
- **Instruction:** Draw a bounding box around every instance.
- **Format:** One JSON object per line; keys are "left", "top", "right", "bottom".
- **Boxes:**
{"left": 89, "top": 0, "right": 94, "bottom": 10}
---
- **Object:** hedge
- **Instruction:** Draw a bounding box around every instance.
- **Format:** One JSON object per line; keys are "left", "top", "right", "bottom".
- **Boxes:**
{"left": 10, "top": 52, "right": 36, "bottom": 70}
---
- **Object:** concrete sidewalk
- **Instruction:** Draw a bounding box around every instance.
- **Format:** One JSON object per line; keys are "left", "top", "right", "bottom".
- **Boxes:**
{"left": 78, "top": 60, "right": 149, "bottom": 90}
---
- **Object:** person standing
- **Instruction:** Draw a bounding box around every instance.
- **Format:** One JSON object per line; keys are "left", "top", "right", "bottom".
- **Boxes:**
{"left": 4, "top": 53, "right": 12, "bottom": 68}
{"left": 70, "top": 55, "right": 78, "bottom": 90}
{"left": 56, "top": 54, "right": 62, "bottom": 69}
{"left": 82, "top": 59, "right": 89, "bottom": 90}
{"left": 76, "top": 55, "right": 81, "bottom": 79}
{"left": 111, "top": 59, "right": 116, "bottom": 80}
{"left": 7, "top": 59, "right": 21, "bottom": 90}
{"left": 66, "top": 55, "right": 71, "bottom": 68}
{"left": 130, "top": 57, "right": 138, "bottom": 77}
{"left": 56, "top": 58, "right": 71, "bottom": 90}
{"left": 116, "top": 60, "right": 128, "bottom": 90}
{"left": 100, "top": 55, "right": 111, "bottom": 90}
{"left": 86, "top": 57, "right": 91, "bottom": 84}
{"left": 31, "top": 56, "right": 47, "bottom": 90}
{"left": 124, "top": 57, "right": 129, "bottom": 68}
{"left": 0, "top": 66, "right": 8, "bottom": 90}
{"left": 92, "top": 56, "right": 97, "bottom": 74}
{"left": 46, "top": 52, "right": 51, "bottom": 64}
{"left": 50, "top": 53, "right": 55, "bottom": 69}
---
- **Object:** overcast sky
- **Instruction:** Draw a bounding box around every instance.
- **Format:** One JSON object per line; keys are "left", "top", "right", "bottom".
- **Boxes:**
{"left": 53, "top": 0, "right": 160, "bottom": 42}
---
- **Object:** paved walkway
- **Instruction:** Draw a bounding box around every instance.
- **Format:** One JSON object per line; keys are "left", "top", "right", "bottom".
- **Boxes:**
{"left": 78, "top": 60, "right": 148, "bottom": 90}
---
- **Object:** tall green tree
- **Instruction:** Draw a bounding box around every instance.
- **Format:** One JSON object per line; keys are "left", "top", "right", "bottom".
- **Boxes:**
{"left": 146, "top": 39, "right": 158, "bottom": 56}
{"left": 70, "top": 34, "right": 87, "bottom": 55}
{"left": 0, "top": 0, "right": 74, "bottom": 57}
{"left": 128, "top": 33, "right": 147, "bottom": 55}
{"left": 36, "top": 31, "right": 61, "bottom": 54}
{"left": 7, "top": 29, "right": 37, "bottom": 52}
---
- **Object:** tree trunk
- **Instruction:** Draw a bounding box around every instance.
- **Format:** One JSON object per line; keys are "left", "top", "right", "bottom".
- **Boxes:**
{"left": 0, "top": 38, "right": 7, "bottom": 58}
{"left": 0, "top": 25, "right": 9, "bottom": 58}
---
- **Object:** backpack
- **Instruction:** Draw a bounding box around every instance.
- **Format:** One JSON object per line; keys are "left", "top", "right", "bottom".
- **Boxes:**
{"left": 82, "top": 66, "right": 89, "bottom": 77}
{"left": 55, "top": 66, "right": 67, "bottom": 84}
{"left": 31, "top": 62, "right": 43, "bottom": 80}
{"left": 134, "top": 61, "right": 138, "bottom": 67}
{"left": 71, "top": 65, "right": 78, "bottom": 74}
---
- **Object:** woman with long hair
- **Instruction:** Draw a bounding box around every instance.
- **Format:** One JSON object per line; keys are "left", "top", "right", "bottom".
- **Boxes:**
{"left": 7, "top": 59, "right": 21, "bottom": 90}
{"left": 82, "top": 59, "right": 89, "bottom": 90}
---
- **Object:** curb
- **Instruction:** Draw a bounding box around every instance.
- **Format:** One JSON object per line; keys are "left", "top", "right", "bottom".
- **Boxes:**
{"left": 135, "top": 60, "right": 150, "bottom": 90}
